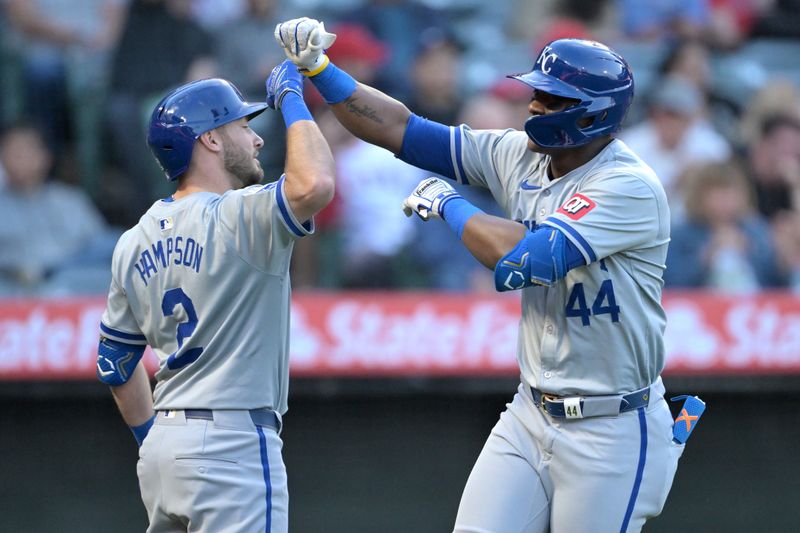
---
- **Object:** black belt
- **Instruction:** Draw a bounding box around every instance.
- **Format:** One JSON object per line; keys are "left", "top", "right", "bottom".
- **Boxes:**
{"left": 530, "top": 386, "right": 650, "bottom": 418}
{"left": 184, "top": 408, "right": 281, "bottom": 432}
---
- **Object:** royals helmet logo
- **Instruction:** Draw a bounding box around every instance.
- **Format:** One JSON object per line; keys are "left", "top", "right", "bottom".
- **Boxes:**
{"left": 557, "top": 194, "right": 596, "bottom": 220}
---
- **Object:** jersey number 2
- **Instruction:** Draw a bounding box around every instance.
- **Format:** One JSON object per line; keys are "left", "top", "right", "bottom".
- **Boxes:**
{"left": 161, "top": 287, "right": 204, "bottom": 370}
{"left": 565, "top": 280, "right": 620, "bottom": 326}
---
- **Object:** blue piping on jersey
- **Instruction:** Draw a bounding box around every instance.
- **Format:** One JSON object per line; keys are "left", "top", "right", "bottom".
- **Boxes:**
{"left": 275, "top": 177, "right": 307, "bottom": 237}
{"left": 620, "top": 407, "right": 648, "bottom": 533}
{"left": 100, "top": 322, "right": 147, "bottom": 344}
{"left": 543, "top": 217, "right": 598, "bottom": 263}
{"left": 453, "top": 126, "right": 467, "bottom": 184}
{"left": 257, "top": 426, "right": 273, "bottom": 533}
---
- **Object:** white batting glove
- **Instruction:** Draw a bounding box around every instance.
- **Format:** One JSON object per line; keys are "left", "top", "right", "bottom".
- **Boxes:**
{"left": 402, "top": 177, "right": 462, "bottom": 221}
{"left": 274, "top": 17, "right": 337, "bottom": 74}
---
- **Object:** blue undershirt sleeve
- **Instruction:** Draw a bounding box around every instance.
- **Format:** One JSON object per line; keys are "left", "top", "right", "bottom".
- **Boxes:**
{"left": 398, "top": 114, "right": 458, "bottom": 181}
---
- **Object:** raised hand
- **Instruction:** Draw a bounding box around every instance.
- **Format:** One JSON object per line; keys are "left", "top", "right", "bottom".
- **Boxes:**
{"left": 266, "top": 60, "right": 304, "bottom": 110}
{"left": 274, "top": 17, "right": 337, "bottom": 73}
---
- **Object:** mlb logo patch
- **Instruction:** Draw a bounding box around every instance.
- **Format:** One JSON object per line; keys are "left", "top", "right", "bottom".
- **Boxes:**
{"left": 159, "top": 217, "right": 174, "bottom": 232}
{"left": 557, "top": 194, "right": 596, "bottom": 220}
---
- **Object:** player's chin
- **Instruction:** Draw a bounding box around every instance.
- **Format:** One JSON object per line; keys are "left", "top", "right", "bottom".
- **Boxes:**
{"left": 526, "top": 139, "right": 565, "bottom": 156}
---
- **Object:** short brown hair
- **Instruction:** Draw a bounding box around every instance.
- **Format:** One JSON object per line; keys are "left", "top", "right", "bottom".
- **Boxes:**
{"left": 683, "top": 160, "right": 754, "bottom": 223}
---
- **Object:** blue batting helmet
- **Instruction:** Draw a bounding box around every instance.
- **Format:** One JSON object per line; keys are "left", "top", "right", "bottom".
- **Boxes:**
{"left": 147, "top": 78, "right": 268, "bottom": 180}
{"left": 509, "top": 39, "right": 634, "bottom": 148}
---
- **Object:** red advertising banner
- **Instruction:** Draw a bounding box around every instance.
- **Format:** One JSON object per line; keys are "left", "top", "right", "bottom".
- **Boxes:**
{"left": 0, "top": 291, "right": 799, "bottom": 380}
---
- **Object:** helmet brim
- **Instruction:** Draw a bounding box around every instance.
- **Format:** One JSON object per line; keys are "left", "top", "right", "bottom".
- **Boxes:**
{"left": 508, "top": 71, "right": 588, "bottom": 102}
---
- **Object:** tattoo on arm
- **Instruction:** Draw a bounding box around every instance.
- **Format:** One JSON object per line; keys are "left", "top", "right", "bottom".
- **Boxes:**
{"left": 345, "top": 98, "right": 384, "bottom": 125}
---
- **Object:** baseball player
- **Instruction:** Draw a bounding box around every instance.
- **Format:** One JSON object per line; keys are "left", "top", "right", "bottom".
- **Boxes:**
{"left": 96, "top": 63, "right": 335, "bottom": 533}
{"left": 274, "top": 19, "right": 694, "bottom": 532}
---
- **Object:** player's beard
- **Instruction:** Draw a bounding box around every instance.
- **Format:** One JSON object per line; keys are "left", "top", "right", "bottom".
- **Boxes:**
{"left": 222, "top": 140, "right": 264, "bottom": 189}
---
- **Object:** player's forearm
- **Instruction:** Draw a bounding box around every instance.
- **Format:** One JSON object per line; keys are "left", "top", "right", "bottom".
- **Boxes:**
{"left": 461, "top": 214, "right": 529, "bottom": 269}
{"left": 283, "top": 119, "right": 336, "bottom": 221}
{"left": 330, "top": 83, "right": 412, "bottom": 154}
{"left": 110, "top": 363, "right": 154, "bottom": 427}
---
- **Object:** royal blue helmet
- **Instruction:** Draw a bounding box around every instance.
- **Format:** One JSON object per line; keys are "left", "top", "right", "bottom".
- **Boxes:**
{"left": 147, "top": 78, "right": 268, "bottom": 181}
{"left": 509, "top": 39, "right": 634, "bottom": 148}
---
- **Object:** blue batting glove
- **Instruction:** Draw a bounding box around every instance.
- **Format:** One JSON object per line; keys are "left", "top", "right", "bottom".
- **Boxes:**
{"left": 266, "top": 60, "right": 305, "bottom": 110}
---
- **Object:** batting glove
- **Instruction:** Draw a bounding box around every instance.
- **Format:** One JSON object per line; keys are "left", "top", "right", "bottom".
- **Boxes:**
{"left": 266, "top": 60, "right": 304, "bottom": 110}
{"left": 274, "top": 17, "right": 337, "bottom": 75}
{"left": 402, "top": 177, "right": 462, "bottom": 221}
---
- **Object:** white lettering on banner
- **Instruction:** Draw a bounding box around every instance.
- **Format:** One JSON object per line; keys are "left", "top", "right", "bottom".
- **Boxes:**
{"left": 289, "top": 300, "right": 520, "bottom": 371}
{"left": 0, "top": 305, "right": 105, "bottom": 373}
{"left": 726, "top": 303, "right": 800, "bottom": 367}
{"left": 289, "top": 306, "right": 322, "bottom": 366}
{"left": 45, "top": 319, "right": 73, "bottom": 370}
{"left": 326, "top": 303, "right": 463, "bottom": 368}
{"left": 461, "top": 303, "right": 518, "bottom": 364}
{"left": 663, "top": 302, "right": 720, "bottom": 368}
{"left": 78, "top": 308, "right": 105, "bottom": 366}
{"left": 0, "top": 317, "right": 24, "bottom": 369}
{"left": 3, "top": 293, "right": 800, "bottom": 378}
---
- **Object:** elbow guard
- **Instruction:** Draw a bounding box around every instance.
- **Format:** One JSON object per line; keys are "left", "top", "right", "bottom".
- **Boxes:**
{"left": 495, "top": 227, "right": 581, "bottom": 291}
{"left": 96, "top": 337, "right": 146, "bottom": 386}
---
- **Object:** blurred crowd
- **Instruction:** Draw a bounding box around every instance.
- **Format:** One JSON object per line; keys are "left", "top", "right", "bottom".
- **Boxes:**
{"left": 1, "top": 0, "right": 800, "bottom": 296}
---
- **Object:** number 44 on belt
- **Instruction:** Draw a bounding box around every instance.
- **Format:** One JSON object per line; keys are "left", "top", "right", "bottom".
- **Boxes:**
{"left": 670, "top": 395, "right": 706, "bottom": 444}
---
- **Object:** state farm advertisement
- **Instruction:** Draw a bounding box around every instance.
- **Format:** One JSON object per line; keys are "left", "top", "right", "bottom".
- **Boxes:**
{"left": 0, "top": 292, "right": 799, "bottom": 380}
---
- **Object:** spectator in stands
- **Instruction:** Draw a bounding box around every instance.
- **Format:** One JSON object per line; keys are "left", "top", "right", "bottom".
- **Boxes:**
{"left": 619, "top": 74, "right": 731, "bottom": 220}
{"left": 3, "top": 0, "right": 128, "bottom": 185}
{"left": 344, "top": 0, "right": 445, "bottom": 101}
{"left": 749, "top": 0, "right": 800, "bottom": 39}
{"left": 311, "top": 25, "right": 428, "bottom": 289}
{"left": 190, "top": 0, "right": 246, "bottom": 32}
{"left": 739, "top": 81, "right": 800, "bottom": 150}
{"left": 213, "top": 0, "right": 281, "bottom": 101}
{"left": 213, "top": 0, "right": 285, "bottom": 179}
{"left": 413, "top": 91, "right": 509, "bottom": 291}
{"left": 617, "top": 0, "right": 711, "bottom": 42}
{"left": 405, "top": 28, "right": 465, "bottom": 127}
{"left": 487, "top": 77, "right": 535, "bottom": 119}
{"left": 664, "top": 160, "right": 780, "bottom": 291}
{"left": 744, "top": 113, "right": 800, "bottom": 221}
{"left": 530, "top": 0, "right": 612, "bottom": 52}
{"left": 0, "top": 123, "right": 118, "bottom": 295}
{"left": 772, "top": 210, "right": 800, "bottom": 291}
{"left": 656, "top": 38, "right": 741, "bottom": 143}
{"left": 104, "top": 0, "right": 216, "bottom": 226}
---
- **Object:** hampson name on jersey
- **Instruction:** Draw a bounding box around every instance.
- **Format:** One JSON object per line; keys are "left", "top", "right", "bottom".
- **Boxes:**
{"left": 134, "top": 236, "right": 204, "bottom": 286}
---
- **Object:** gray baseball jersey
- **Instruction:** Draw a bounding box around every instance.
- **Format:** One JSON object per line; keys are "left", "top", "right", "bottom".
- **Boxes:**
{"left": 445, "top": 126, "right": 681, "bottom": 533}
{"left": 454, "top": 127, "right": 670, "bottom": 396}
{"left": 100, "top": 177, "right": 312, "bottom": 414}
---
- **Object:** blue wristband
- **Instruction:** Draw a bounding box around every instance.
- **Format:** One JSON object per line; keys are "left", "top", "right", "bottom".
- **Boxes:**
{"left": 442, "top": 196, "right": 482, "bottom": 239}
{"left": 308, "top": 62, "right": 357, "bottom": 104}
{"left": 130, "top": 414, "right": 155, "bottom": 447}
{"left": 280, "top": 92, "right": 313, "bottom": 128}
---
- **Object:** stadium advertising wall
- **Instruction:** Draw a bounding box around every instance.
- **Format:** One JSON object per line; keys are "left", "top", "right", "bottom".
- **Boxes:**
{"left": 0, "top": 292, "right": 798, "bottom": 380}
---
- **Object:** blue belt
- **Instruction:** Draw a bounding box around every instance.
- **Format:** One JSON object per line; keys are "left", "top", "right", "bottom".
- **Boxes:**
{"left": 184, "top": 408, "right": 281, "bottom": 432}
{"left": 530, "top": 386, "right": 650, "bottom": 418}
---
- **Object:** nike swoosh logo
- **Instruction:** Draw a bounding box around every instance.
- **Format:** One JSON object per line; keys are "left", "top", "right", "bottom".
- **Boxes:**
{"left": 520, "top": 181, "right": 541, "bottom": 190}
